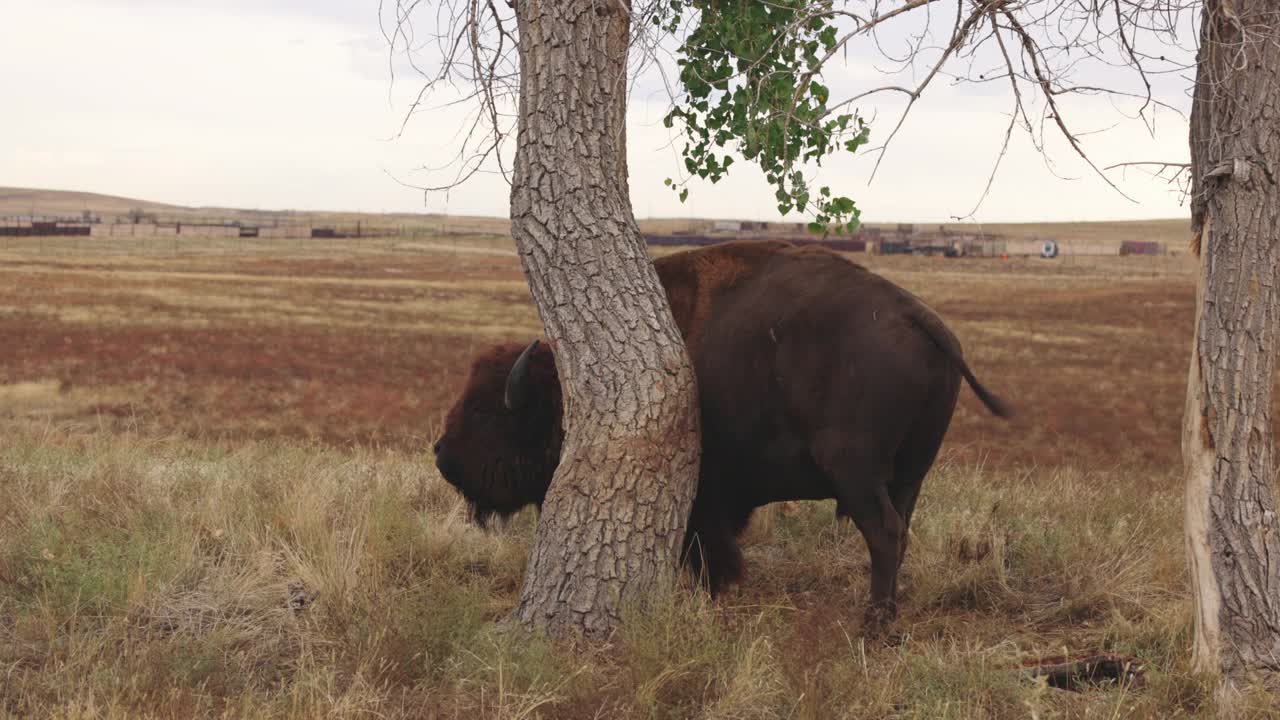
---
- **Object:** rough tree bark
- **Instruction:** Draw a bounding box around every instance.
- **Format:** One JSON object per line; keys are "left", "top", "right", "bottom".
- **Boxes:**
{"left": 1183, "top": 0, "right": 1280, "bottom": 693}
{"left": 506, "top": 0, "right": 702, "bottom": 637}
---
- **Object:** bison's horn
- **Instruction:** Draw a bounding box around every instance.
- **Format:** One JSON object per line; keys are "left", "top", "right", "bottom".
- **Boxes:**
{"left": 504, "top": 340, "right": 541, "bottom": 411}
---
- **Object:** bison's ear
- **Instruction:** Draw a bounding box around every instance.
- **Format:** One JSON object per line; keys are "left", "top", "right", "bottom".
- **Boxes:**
{"left": 504, "top": 340, "right": 540, "bottom": 411}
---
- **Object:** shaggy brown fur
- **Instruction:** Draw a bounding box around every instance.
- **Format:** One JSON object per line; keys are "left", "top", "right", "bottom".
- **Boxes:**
{"left": 434, "top": 241, "right": 1011, "bottom": 627}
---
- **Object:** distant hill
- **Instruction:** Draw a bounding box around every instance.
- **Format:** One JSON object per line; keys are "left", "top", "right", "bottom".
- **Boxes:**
{"left": 0, "top": 187, "right": 188, "bottom": 218}
{"left": 0, "top": 186, "right": 497, "bottom": 232}
{"left": 1, "top": 186, "right": 1189, "bottom": 248}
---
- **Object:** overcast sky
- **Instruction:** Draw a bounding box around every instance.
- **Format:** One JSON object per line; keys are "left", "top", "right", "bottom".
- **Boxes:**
{"left": 1, "top": 1, "right": 1197, "bottom": 223}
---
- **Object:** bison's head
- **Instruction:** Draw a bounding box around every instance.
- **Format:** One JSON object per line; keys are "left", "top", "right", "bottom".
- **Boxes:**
{"left": 433, "top": 340, "right": 563, "bottom": 526}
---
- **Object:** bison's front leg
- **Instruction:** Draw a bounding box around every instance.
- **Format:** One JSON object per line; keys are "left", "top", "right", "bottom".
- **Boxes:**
{"left": 680, "top": 506, "right": 745, "bottom": 595}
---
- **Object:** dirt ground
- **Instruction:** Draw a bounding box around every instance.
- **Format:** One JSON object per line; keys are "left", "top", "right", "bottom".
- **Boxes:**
{"left": 0, "top": 235, "right": 1250, "bottom": 471}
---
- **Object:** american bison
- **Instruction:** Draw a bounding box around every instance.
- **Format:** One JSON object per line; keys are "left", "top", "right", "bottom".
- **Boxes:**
{"left": 434, "top": 240, "right": 1011, "bottom": 626}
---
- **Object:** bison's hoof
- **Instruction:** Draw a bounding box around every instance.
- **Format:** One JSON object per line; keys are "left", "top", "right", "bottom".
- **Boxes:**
{"left": 862, "top": 604, "right": 898, "bottom": 635}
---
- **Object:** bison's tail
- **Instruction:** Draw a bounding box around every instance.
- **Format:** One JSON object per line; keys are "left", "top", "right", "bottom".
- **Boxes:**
{"left": 909, "top": 313, "right": 1014, "bottom": 420}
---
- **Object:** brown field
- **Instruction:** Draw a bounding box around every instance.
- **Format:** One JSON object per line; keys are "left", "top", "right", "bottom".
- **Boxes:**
{"left": 0, "top": 232, "right": 1230, "bottom": 469}
{"left": 4, "top": 228, "right": 1279, "bottom": 718}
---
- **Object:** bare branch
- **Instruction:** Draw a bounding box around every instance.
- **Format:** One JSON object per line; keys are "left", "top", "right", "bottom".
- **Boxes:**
{"left": 392, "top": 0, "right": 1200, "bottom": 220}
{"left": 868, "top": 0, "right": 993, "bottom": 182}
{"left": 1000, "top": 6, "right": 1138, "bottom": 203}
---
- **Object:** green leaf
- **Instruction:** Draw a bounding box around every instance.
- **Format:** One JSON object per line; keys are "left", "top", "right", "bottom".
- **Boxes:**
{"left": 655, "top": 0, "right": 869, "bottom": 230}
{"left": 819, "top": 26, "right": 837, "bottom": 49}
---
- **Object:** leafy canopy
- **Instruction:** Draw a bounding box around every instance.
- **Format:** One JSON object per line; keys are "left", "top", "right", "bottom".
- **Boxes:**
{"left": 656, "top": 0, "right": 869, "bottom": 234}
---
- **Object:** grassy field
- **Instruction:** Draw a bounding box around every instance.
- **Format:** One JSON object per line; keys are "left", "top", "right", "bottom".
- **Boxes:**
{"left": 1, "top": 230, "right": 1277, "bottom": 718}
{"left": 0, "top": 234, "right": 1216, "bottom": 467}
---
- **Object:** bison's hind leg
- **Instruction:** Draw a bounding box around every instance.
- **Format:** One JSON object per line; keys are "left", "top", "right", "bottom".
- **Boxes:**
{"left": 890, "top": 381, "right": 959, "bottom": 566}
{"left": 812, "top": 432, "right": 904, "bottom": 632}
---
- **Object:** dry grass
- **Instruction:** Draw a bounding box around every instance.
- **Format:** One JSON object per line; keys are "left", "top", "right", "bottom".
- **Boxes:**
{"left": 2, "top": 230, "right": 1278, "bottom": 717}
{"left": 2, "top": 427, "right": 1275, "bottom": 718}
{"left": 0, "top": 241, "right": 536, "bottom": 450}
{"left": 0, "top": 234, "right": 1258, "bottom": 467}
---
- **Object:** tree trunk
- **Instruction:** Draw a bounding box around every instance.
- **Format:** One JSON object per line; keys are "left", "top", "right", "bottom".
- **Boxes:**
{"left": 1183, "top": 0, "right": 1280, "bottom": 693}
{"left": 506, "top": 0, "right": 702, "bottom": 638}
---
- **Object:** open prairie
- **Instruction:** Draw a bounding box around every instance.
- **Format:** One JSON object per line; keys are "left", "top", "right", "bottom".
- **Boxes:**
{"left": 0, "top": 233, "right": 1214, "bottom": 467}
{"left": 2, "top": 231, "right": 1277, "bottom": 718}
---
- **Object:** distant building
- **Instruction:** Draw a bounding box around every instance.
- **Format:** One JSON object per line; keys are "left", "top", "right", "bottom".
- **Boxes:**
{"left": 1119, "top": 240, "right": 1163, "bottom": 256}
